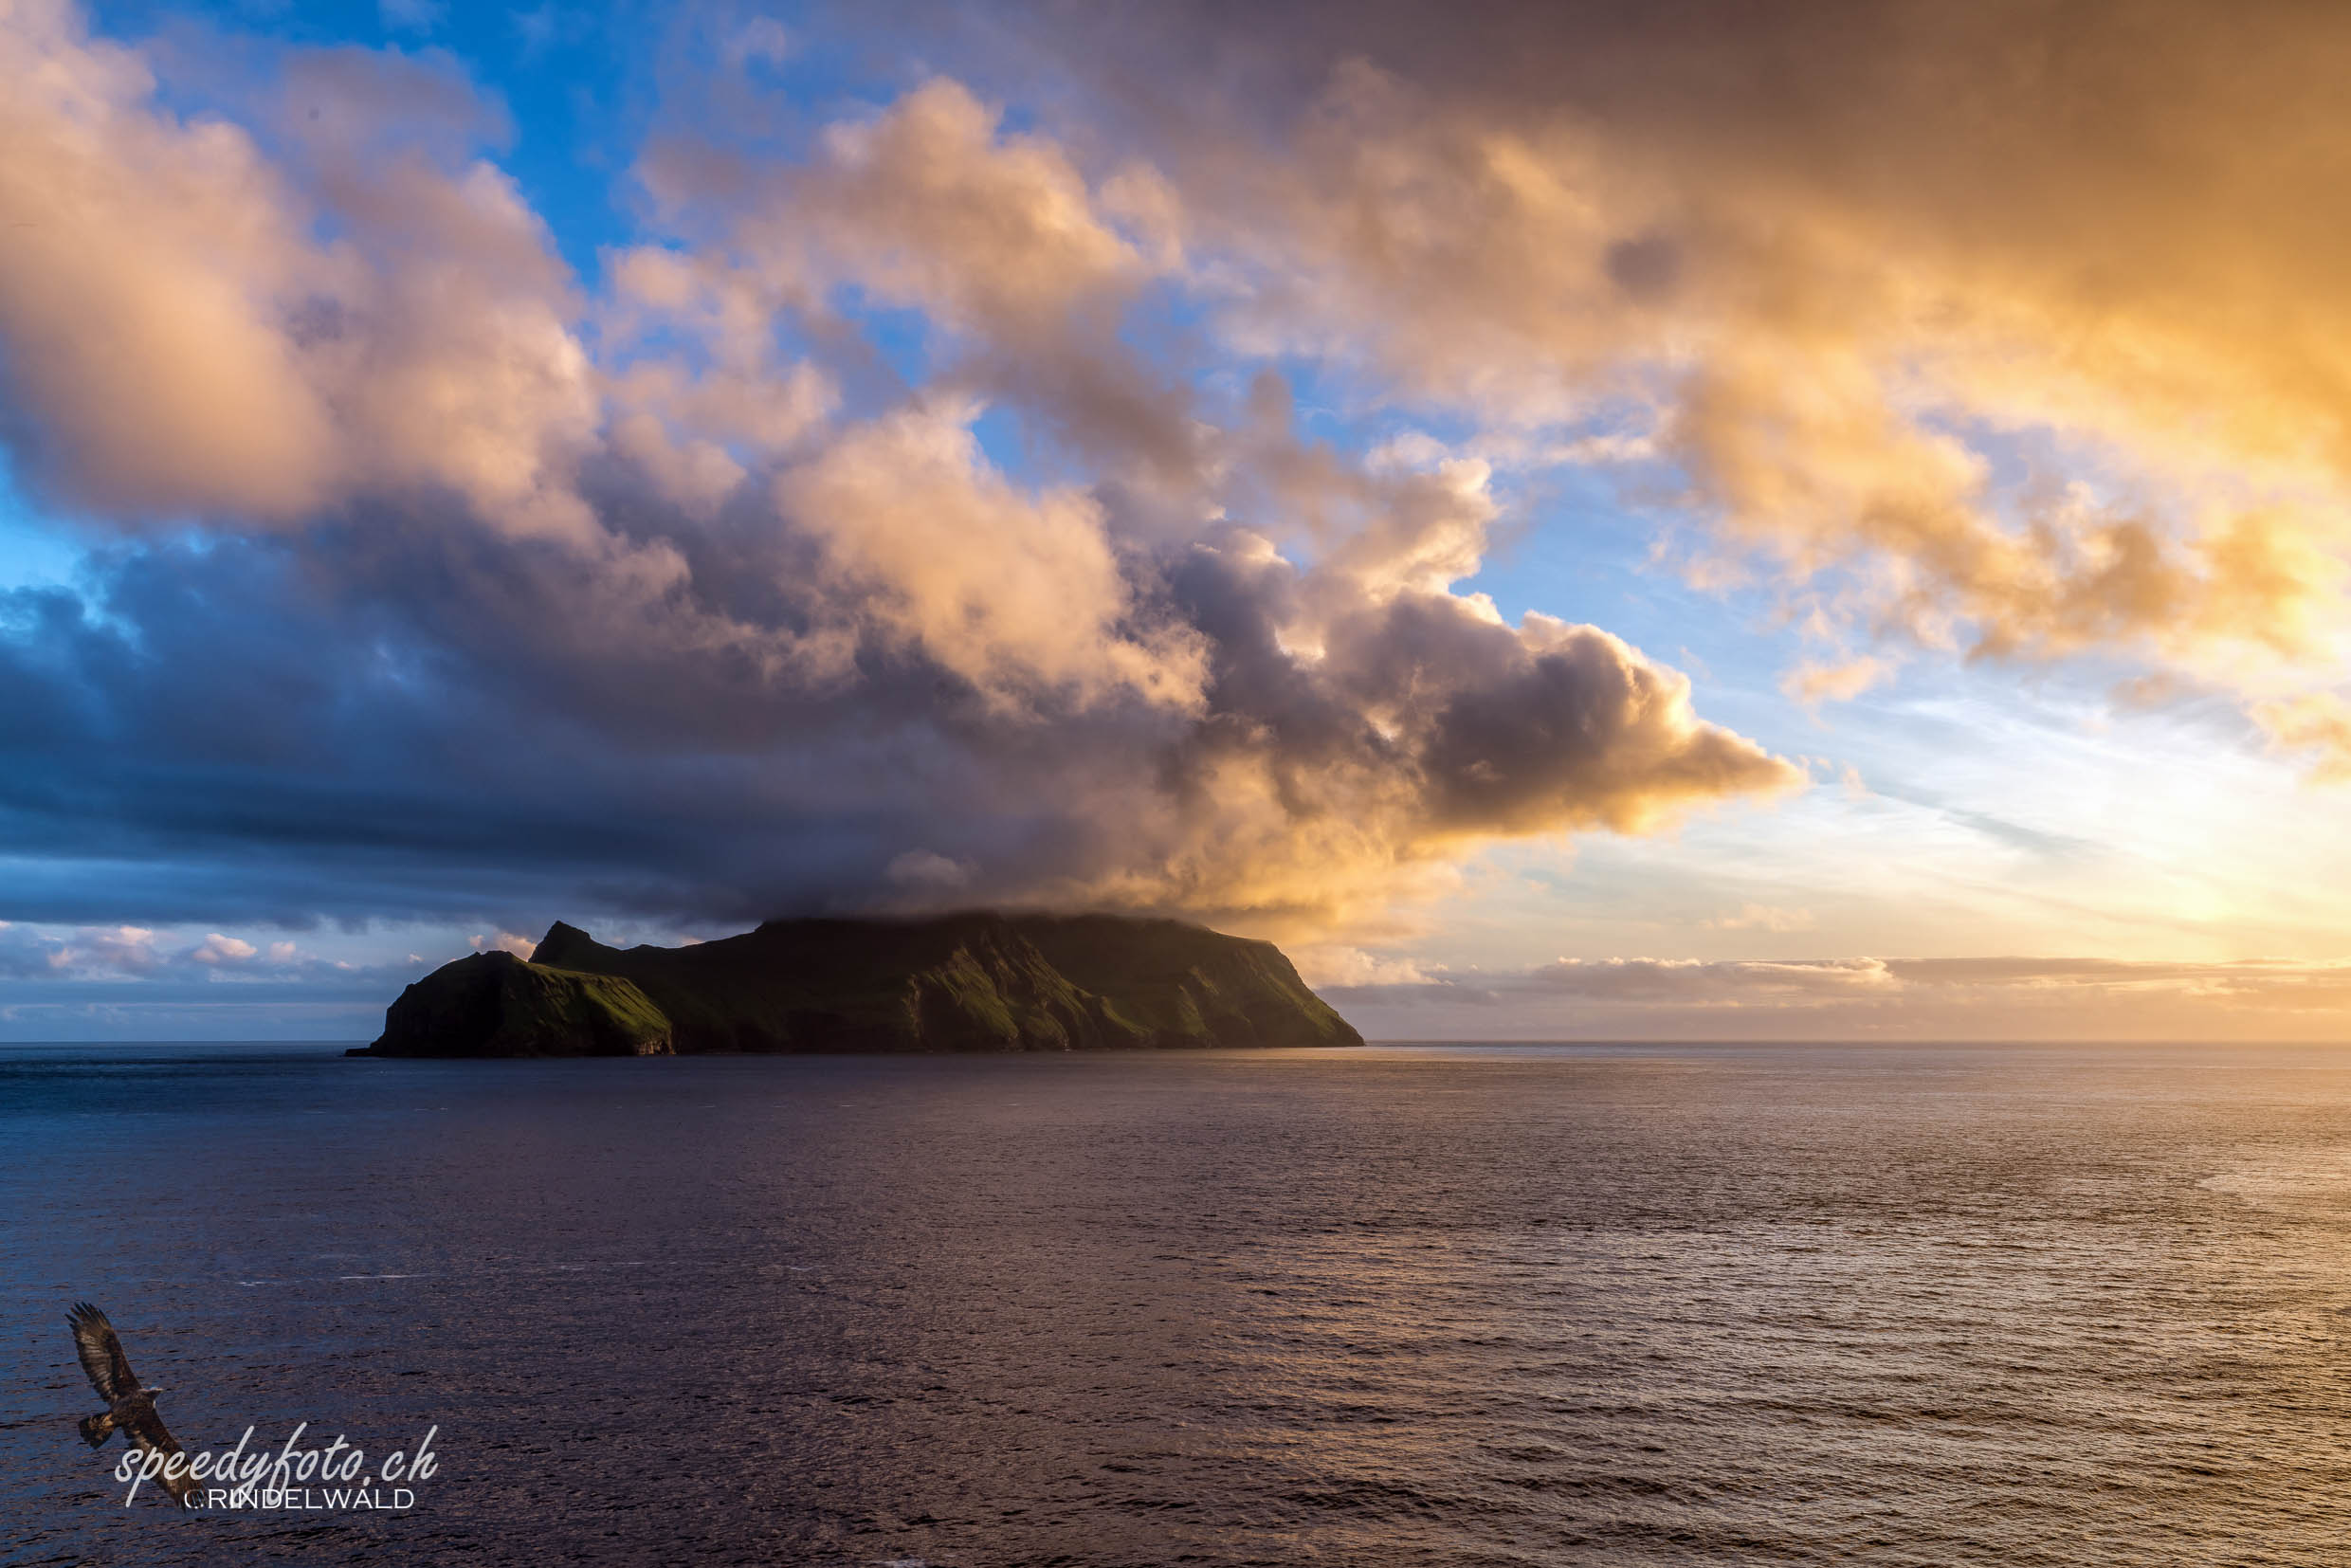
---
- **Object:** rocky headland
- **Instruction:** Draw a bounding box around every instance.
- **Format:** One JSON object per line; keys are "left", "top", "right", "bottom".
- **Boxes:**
{"left": 350, "top": 912, "right": 1363, "bottom": 1057}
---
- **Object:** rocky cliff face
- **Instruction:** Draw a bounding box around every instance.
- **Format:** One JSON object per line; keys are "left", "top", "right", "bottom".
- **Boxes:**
{"left": 351, "top": 913, "right": 1363, "bottom": 1057}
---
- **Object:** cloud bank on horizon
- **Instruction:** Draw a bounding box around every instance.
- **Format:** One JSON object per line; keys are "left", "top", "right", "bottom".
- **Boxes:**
{"left": 1327, "top": 954, "right": 2351, "bottom": 1044}
{"left": 5, "top": 0, "right": 2351, "bottom": 989}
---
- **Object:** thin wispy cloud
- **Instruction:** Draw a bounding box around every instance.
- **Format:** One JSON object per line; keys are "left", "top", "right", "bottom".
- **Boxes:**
{"left": 1334, "top": 955, "right": 2351, "bottom": 1042}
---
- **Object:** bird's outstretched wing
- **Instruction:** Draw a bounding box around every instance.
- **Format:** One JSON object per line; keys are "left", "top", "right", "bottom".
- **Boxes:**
{"left": 123, "top": 1406, "right": 196, "bottom": 1504}
{"left": 66, "top": 1302, "right": 136, "bottom": 1404}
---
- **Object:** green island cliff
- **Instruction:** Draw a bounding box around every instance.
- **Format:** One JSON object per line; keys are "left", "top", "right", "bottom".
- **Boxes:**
{"left": 350, "top": 912, "right": 1364, "bottom": 1057}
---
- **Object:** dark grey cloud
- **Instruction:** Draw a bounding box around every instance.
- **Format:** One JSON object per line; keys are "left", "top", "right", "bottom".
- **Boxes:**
{"left": 0, "top": 464, "right": 1792, "bottom": 936}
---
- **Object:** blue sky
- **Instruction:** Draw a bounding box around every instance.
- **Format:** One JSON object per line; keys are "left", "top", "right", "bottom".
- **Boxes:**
{"left": 7, "top": 0, "right": 2351, "bottom": 1040}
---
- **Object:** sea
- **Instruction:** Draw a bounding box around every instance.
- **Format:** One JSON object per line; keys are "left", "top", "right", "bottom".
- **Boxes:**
{"left": 5, "top": 1040, "right": 2351, "bottom": 1566}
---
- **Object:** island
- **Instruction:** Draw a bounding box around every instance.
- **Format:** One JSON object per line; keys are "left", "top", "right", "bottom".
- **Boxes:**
{"left": 349, "top": 912, "right": 1364, "bottom": 1057}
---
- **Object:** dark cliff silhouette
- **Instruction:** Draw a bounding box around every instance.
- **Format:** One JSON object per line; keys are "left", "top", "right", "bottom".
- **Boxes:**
{"left": 352, "top": 912, "right": 1364, "bottom": 1056}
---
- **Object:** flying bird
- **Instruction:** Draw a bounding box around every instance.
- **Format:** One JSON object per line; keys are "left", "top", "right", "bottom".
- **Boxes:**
{"left": 68, "top": 1301, "right": 197, "bottom": 1504}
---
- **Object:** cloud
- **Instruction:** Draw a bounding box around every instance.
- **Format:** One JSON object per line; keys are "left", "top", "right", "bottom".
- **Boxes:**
{"left": 961, "top": 0, "right": 2351, "bottom": 742}
{"left": 1704, "top": 904, "right": 1816, "bottom": 934}
{"left": 0, "top": 8, "right": 600, "bottom": 539}
{"left": 772, "top": 401, "right": 1203, "bottom": 705}
{"left": 1288, "top": 946, "right": 1434, "bottom": 989}
{"left": 885, "top": 850, "right": 972, "bottom": 891}
{"left": 1781, "top": 656, "right": 1893, "bottom": 707}
{"left": 469, "top": 931, "right": 538, "bottom": 958}
{"left": 0, "top": 921, "right": 346, "bottom": 981}
{"left": 0, "top": 919, "right": 446, "bottom": 1039}
{"left": 0, "top": 11, "right": 1801, "bottom": 941}
{"left": 377, "top": 0, "right": 443, "bottom": 31}
{"left": 1330, "top": 954, "right": 2351, "bottom": 1041}
{"left": 720, "top": 16, "right": 789, "bottom": 66}
{"left": 1522, "top": 956, "right": 1898, "bottom": 1003}
{"left": 0, "top": 1, "right": 337, "bottom": 520}
{"left": 2254, "top": 693, "right": 2351, "bottom": 782}
{"left": 56, "top": 926, "right": 159, "bottom": 976}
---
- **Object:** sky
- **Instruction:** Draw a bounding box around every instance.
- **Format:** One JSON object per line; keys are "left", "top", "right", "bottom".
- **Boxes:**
{"left": 6, "top": 0, "right": 2351, "bottom": 1041}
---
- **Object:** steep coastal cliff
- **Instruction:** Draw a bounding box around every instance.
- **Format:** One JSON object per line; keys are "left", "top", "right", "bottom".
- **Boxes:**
{"left": 352, "top": 912, "right": 1363, "bottom": 1056}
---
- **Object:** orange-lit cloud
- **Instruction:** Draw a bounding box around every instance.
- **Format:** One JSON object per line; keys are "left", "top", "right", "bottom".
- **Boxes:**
{"left": 2254, "top": 692, "right": 2351, "bottom": 781}
{"left": 999, "top": 1, "right": 2351, "bottom": 733}
{"left": 0, "top": 5, "right": 598, "bottom": 536}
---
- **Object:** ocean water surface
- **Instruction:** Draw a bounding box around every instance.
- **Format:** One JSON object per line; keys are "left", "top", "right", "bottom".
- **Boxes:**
{"left": 5, "top": 1041, "right": 2351, "bottom": 1565}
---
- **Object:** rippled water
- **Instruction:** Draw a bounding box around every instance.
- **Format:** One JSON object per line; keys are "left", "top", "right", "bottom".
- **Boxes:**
{"left": 7, "top": 1041, "right": 2351, "bottom": 1564}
